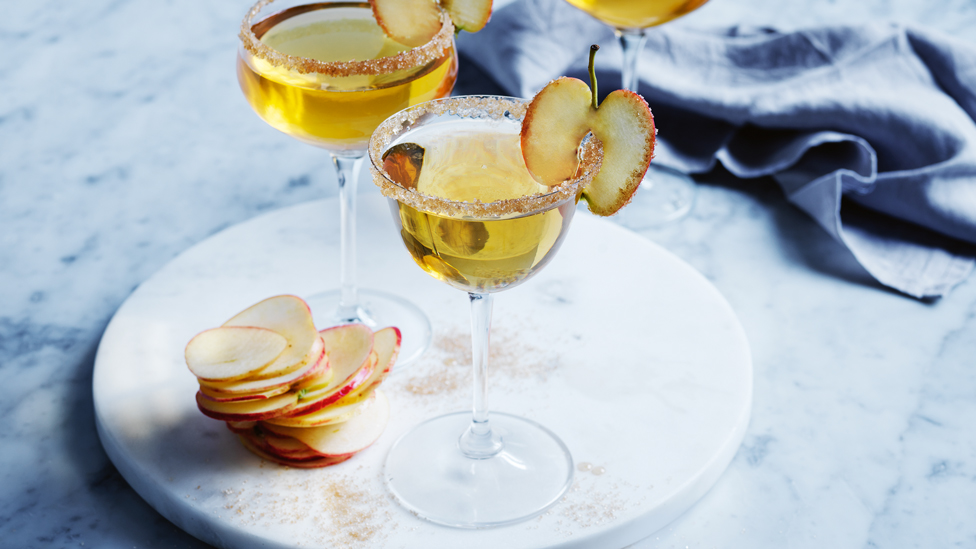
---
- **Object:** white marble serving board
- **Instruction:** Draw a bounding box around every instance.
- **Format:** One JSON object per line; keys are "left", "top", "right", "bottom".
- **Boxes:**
{"left": 92, "top": 194, "right": 752, "bottom": 549}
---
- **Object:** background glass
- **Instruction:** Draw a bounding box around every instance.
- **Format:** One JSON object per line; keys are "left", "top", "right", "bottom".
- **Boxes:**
{"left": 564, "top": 0, "right": 711, "bottom": 227}
{"left": 237, "top": 0, "right": 459, "bottom": 366}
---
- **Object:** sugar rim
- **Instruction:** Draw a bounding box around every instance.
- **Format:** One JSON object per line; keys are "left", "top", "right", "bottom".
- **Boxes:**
{"left": 368, "top": 96, "right": 604, "bottom": 219}
{"left": 239, "top": 0, "right": 455, "bottom": 77}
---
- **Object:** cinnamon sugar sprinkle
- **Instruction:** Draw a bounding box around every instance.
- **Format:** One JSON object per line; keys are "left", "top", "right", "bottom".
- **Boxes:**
{"left": 239, "top": 0, "right": 455, "bottom": 76}
{"left": 398, "top": 325, "right": 560, "bottom": 398}
{"left": 368, "top": 96, "right": 604, "bottom": 218}
{"left": 220, "top": 468, "right": 393, "bottom": 548}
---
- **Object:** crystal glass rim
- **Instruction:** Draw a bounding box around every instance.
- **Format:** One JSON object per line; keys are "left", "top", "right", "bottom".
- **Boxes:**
{"left": 368, "top": 95, "right": 604, "bottom": 220}
{"left": 239, "top": 0, "right": 455, "bottom": 77}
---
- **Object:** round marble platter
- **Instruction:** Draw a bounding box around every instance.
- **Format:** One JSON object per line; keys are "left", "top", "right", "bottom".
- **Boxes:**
{"left": 93, "top": 193, "right": 752, "bottom": 549}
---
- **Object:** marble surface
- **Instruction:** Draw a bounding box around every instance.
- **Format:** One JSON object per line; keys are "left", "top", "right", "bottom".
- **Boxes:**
{"left": 92, "top": 196, "right": 751, "bottom": 548}
{"left": 2, "top": 0, "right": 976, "bottom": 548}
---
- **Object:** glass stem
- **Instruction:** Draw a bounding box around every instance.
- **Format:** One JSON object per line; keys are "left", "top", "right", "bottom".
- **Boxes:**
{"left": 331, "top": 152, "right": 364, "bottom": 323}
{"left": 459, "top": 292, "right": 503, "bottom": 459}
{"left": 617, "top": 29, "right": 648, "bottom": 93}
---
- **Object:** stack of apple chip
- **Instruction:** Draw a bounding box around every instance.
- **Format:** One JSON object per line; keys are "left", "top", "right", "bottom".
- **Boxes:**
{"left": 184, "top": 295, "right": 400, "bottom": 468}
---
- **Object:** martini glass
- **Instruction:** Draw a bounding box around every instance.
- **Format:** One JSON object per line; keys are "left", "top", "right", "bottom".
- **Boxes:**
{"left": 237, "top": 0, "right": 459, "bottom": 367}
{"left": 565, "top": 0, "right": 710, "bottom": 227}
{"left": 368, "top": 96, "right": 603, "bottom": 527}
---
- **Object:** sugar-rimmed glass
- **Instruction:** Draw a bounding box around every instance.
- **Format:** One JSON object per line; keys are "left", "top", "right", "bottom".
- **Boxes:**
{"left": 237, "top": 0, "right": 459, "bottom": 367}
{"left": 564, "top": 0, "right": 710, "bottom": 227}
{"left": 368, "top": 96, "right": 603, "bottom": 527}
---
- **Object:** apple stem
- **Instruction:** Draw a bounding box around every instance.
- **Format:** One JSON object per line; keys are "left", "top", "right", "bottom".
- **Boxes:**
{"left": 589, "top": 44, "right": 600, "bottom": 110}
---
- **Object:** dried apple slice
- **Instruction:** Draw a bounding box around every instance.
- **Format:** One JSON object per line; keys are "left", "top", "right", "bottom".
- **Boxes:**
{"left": 369, "top": 0, "right": 442, "bottom": 47}
{"left": 226, "top": 421, "right": 257, "bottom": 434}
{"left": 261, "top": 390, "right": 390, "bottom": 458}
{"left": 199, "top": 384, "right": 290, "bottom": 403}
{"left": 521, "top": 45, "right": 655, "bottom": 216}
{"left": 185, "top": 326, "right": 287, "bottom": 382}
{"left": 341, "top": 327, "right": 401, "bottom": 401}
{"left": 237, "top": 428, "right": 324, "bottom": 460}
{"left": 263, "top": 390, "right": 375, "bottom": 428}
{"left": 283, "top": 326, "right": 376, "bottom": 417}
{"left": 262, "top": 430, "right": 315, "bottom": 456}
{"left": 237, "top": 436, "right": 353, "bottom": 468}
{"left": 442, "top": 0, "right": 492, "bottom": 32}
{"left": 195, "top": 390, "right": 298, "bottom": 422}
{"left": 198, "top": 337, "right": 326, "bottom": 395}
{"left": 222, "top": 295, "right": 318, "bottom": 379}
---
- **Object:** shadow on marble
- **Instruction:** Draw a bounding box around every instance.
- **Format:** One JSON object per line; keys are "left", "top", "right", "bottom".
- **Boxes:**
{"left": 60, "top": 337, "right": 214, "bottom": 548}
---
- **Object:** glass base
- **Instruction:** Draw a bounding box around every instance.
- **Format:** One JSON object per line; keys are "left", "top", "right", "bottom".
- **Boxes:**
{"left": 305, "top": 288, "right": 431, "bottom": 371}
{"left": 616, "top": 164, "right": 696, "bottom": 229}
{"left": 385, "top": 411, "right": 574, "bottom": 528}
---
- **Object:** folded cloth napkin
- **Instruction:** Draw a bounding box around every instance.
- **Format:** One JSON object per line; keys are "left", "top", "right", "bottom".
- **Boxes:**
{"left": 457, "top": 0, "right": 976, "bottom": 299}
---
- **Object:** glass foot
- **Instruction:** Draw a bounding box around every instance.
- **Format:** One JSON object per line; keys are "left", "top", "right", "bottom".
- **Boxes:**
{"left": 385, "top": 411, "right": 574, "bottom": 528}
{"left": 305, "top": 288, "right": 432, "bottom": 371}
{"left": 616, "top": 163, "right": 696, "bottom": 229}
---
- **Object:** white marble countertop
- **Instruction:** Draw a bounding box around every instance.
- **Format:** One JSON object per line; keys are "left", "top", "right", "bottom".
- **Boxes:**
{"left": 3, "top": 1, "right": 975, "bottom": 548}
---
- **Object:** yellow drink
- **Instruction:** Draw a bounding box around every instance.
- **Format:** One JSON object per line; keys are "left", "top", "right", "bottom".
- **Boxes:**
{"left": 390, "top": 128, "right": 574, "bottom": 293}
{"left": 564, "top": 0, "right": 710, "bottom": 29}
{"left": 238, "top": 3, "right": 457, "bottom": 150}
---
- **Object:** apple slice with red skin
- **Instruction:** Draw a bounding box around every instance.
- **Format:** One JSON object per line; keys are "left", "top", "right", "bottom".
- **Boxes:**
{"left": 261, "top": 430, "right": 316, "bottom": 456}
{"left": 185, "top": 326, "right": 287, "bottom": 382}
{"left": 197, "top": 337, "right": 327, "bottom": 396}
{"left": 279, "top": 324, "right": 375, "bottom": 416}
{"left": 283, "top": 349, "right": 375, "bottom": 418}
{"left": 521, "top": 45, "right": 655, "bottom": 216}
{"left": 236, "top": 429, "right": 324, "bottom": 461}
{"left": 238, "top": 436, "right": 354, "bottom": 468}
{"left": 226, "top": 421, "right": 257, "bottom": 434}
{"left": 199, "top": 383, "right": 289, "bottom": 403}
{"left": 266, "top": 326, "right": 396, "bottom": 426}
{"left": 260, "top": 390, "right": 390, "bottom": 458}
{"left": 263, "top": 389, "right": 375, "bottom": 428}
{"left": 196, "top": 389, "right": 298, "bottom": 422}
{"left": 318, "top": 324, "right": 373, "bottom": 383}
{"left": 441, "top": 0, "right": 492, "bottom": 32}
{"left": 341, "top": 327, "right": 401, "bottom": 401}
{"left": 222, "top": 295, "right": 319, "bottom": 379}
{"left": 369, "top": 0, "right": 443, "bottom": 47}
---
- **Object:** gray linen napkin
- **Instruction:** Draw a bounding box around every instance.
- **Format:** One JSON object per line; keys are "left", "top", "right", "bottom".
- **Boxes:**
{"left": 457, "top": 0, "right": 976, "bottom": 298}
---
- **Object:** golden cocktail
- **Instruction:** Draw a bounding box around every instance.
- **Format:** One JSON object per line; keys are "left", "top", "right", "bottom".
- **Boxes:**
{"left": 236, "top": 0, "right": 458, "bottom": 366}
{"left": 369, "top": 96, "right": 602, "bottom": 528}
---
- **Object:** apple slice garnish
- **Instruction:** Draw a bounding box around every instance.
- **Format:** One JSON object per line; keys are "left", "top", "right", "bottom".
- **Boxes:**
{"left": 196, "top": 389, "right": 298, "bottom": 422}
{"left": 184, "top": 326, "right": 287, "bottom": 382}
{"left": 260, "top": 390, "right": 390, "bottom": 458}
{"left": 441, "top": 0, "right": 492, "bottom": 32}
{"left": 369, "top": 0, "right": 443, "bottom": 47}
{"left": 521, "top": 45, "right": 655, "bottom": 216}
{"left": 222, "top": 295, "right": 319, "bottom": 379}
{"left": 197, "top": 337, "right": 326, "bottom": 396}
{"left": 382, "top": 143, "right": 425, "bottom": 189}
{"left": 263, "top": 389, "right": 375, "bottom": 428}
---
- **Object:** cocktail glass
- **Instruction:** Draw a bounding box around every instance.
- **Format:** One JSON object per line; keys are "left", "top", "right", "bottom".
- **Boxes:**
{"left": 564, "top": 0, "right": 710, "bottom": 227}
{"left": 237, "top": 0, "right": 459, "bottom": 366}
{"left": 368, "top": 95, "right": 603, "bottom": 527}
